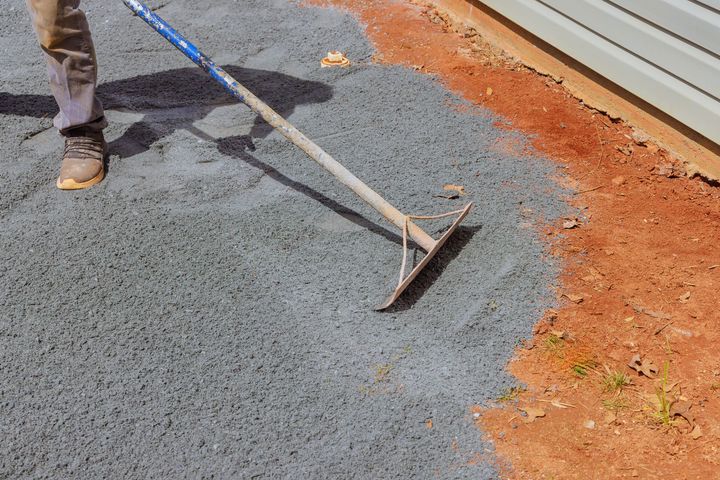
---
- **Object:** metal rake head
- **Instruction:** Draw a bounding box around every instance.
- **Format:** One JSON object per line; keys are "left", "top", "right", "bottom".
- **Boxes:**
{"left": 375, "top": 203, "right": 473, "bottom": 310}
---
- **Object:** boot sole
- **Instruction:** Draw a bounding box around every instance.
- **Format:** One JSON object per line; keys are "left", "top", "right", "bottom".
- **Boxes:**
{"left": 56, "top": 168, "right": 105, "bottom": 190}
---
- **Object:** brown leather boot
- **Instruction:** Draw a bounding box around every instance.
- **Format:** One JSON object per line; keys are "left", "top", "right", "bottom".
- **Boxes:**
{"left": 56, "top": 130, "right": 107, "bottom": 190}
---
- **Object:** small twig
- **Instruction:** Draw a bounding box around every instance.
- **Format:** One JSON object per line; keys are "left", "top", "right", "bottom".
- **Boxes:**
{"left": 575, "top": 185, "right": 604, "bottom": 195}
{"left": 687, "top": 438, "right": 716, "bottom": 453}
{"left": 654, "top": 320, "right": 674, "bottom": 336}
{"left": 537, "top": 399, "right": 576, "bottom": 408}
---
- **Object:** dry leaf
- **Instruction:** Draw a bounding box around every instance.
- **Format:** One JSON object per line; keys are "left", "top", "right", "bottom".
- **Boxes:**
{"left": 425, "top": 419, "right": 433, "bottom": 429}
{"left": 670, "top": 400, "right": 694, "bottom": 427}
{"left": 443, "top": 184, "right": 466, "bottom": 196}
{"left": 690, "top": 424, "right": 703, "bottom": 440}
{"left": 628, "top": 354, "right": 658, "bottom": 378}
{"left": 563, "top": 293, "right": 584, "bottom": 304}
{"left": 563, "top": 219, "right": 580, "bottom": 229}
{"left": 550, "top": 330, "right": 569, "bottom": 340}
{"left": 520, "top": 406, "right": 545, "bottom": 423}
{"left": 663, "top": 381, "right": 680, "bottom": 393}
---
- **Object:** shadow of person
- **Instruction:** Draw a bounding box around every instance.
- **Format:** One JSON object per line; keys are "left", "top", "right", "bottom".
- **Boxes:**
{"left": 1, "top": 65, "right": 332, "bottom": 156}
{"left": 1, "top": 65, "right": 475, "bottom": 307}
{"left": 100, "top": 65, "right": 336, "bottom": 158}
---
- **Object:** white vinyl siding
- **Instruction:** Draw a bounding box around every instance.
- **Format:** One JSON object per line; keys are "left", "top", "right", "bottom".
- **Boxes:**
{"left": 477, "top": 0, "right": 720, "bottom": 144}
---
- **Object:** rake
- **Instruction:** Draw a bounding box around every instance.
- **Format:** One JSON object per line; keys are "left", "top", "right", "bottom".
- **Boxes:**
{"left": 122, "top": 0, "right": 473, "bottom": 310}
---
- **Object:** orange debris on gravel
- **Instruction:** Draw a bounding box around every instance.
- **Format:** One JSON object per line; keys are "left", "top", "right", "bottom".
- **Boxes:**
{"left": 308, "top": 0, "right": 720, "bottom": 478}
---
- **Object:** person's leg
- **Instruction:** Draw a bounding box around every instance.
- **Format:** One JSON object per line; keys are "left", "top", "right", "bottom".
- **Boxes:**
{"left": 26, "top": 0, "right": 107, "bottom": 189}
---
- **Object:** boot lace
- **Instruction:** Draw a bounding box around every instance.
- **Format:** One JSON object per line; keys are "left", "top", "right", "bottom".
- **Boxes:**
{"left": 65, "top": 136, "right": 104, "bottom": 159}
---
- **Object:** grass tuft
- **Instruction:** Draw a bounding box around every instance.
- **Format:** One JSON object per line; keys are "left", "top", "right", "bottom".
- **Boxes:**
{"left": 374, "top": 364, "right": 393, "bottom": 383}
{"left": 602, "top": 396, "right": 628, "bottom": 411}
{"left": 497, "top": 386, "right": 526, "bottom": 402}
{"left": 571, "top": 358, "right": 598, "bottom": 378}
{"left": 543, "top": 333, "right": 565, "bottom": 356}
{"left": 602, "top": 370, "right": 632, "bottom": 393}
{"left": 653, "top": 361, "right": 674, "bottom": 426}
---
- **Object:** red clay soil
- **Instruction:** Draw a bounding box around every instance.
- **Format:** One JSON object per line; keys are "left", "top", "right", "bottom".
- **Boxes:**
{"left": 308, "top": 1, "right": 720, "bottom": 478}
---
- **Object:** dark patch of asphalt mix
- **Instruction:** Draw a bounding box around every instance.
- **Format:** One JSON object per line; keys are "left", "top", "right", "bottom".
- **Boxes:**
{"left": 0, "top": 0, "right": 567, "bottom": 477}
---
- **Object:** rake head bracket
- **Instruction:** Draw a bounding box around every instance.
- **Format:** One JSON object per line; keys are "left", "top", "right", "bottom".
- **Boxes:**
{"left": 375, "top": 202, "right": 473, "bottom": 310}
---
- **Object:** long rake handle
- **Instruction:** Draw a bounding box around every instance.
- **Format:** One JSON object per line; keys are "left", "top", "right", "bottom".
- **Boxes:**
{"left": 121, "top": 0, "right": 436, "bottom": 252}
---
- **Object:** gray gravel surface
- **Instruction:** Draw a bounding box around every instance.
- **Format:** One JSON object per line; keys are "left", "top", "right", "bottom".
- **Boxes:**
{"left": 0, "top": 0, "right": 568, "bottom": 478}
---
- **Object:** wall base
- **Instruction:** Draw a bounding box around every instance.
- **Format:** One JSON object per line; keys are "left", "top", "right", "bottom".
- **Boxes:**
{"left": 434, "top": 0, "right": 720, "bottom": 181}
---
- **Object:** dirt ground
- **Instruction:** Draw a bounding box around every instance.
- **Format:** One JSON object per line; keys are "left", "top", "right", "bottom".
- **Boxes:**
{"left": 308, "top": 1, "right": 720, "bottom": 478}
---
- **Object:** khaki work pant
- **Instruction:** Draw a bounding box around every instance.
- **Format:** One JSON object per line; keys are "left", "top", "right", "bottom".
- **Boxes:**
{"left": 26, "top": 0, "right": 107, "bottom": 134}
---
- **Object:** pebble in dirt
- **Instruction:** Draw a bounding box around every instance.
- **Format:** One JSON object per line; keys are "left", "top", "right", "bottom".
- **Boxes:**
{"left": 0, "top": 0, "right": 567, "bottom": 478}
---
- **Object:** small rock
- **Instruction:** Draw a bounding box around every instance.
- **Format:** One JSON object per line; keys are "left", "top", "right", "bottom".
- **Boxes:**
{"left": 631, "top": 129, "right": 651, "bottom": 145}
{"left": 611, "top": 175, "right": 626, "bottom": 186}
{"left": 654, "top": 162, "right": 681, "bottom": 178}
{"left": 583, "top": 419, "right": 596, "bottom": 429}
{"left": 616, "top": 144, "right": 633, "bottom": 156}
{"left": 486, "top": 87, "right": 493, "bottom": 96}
